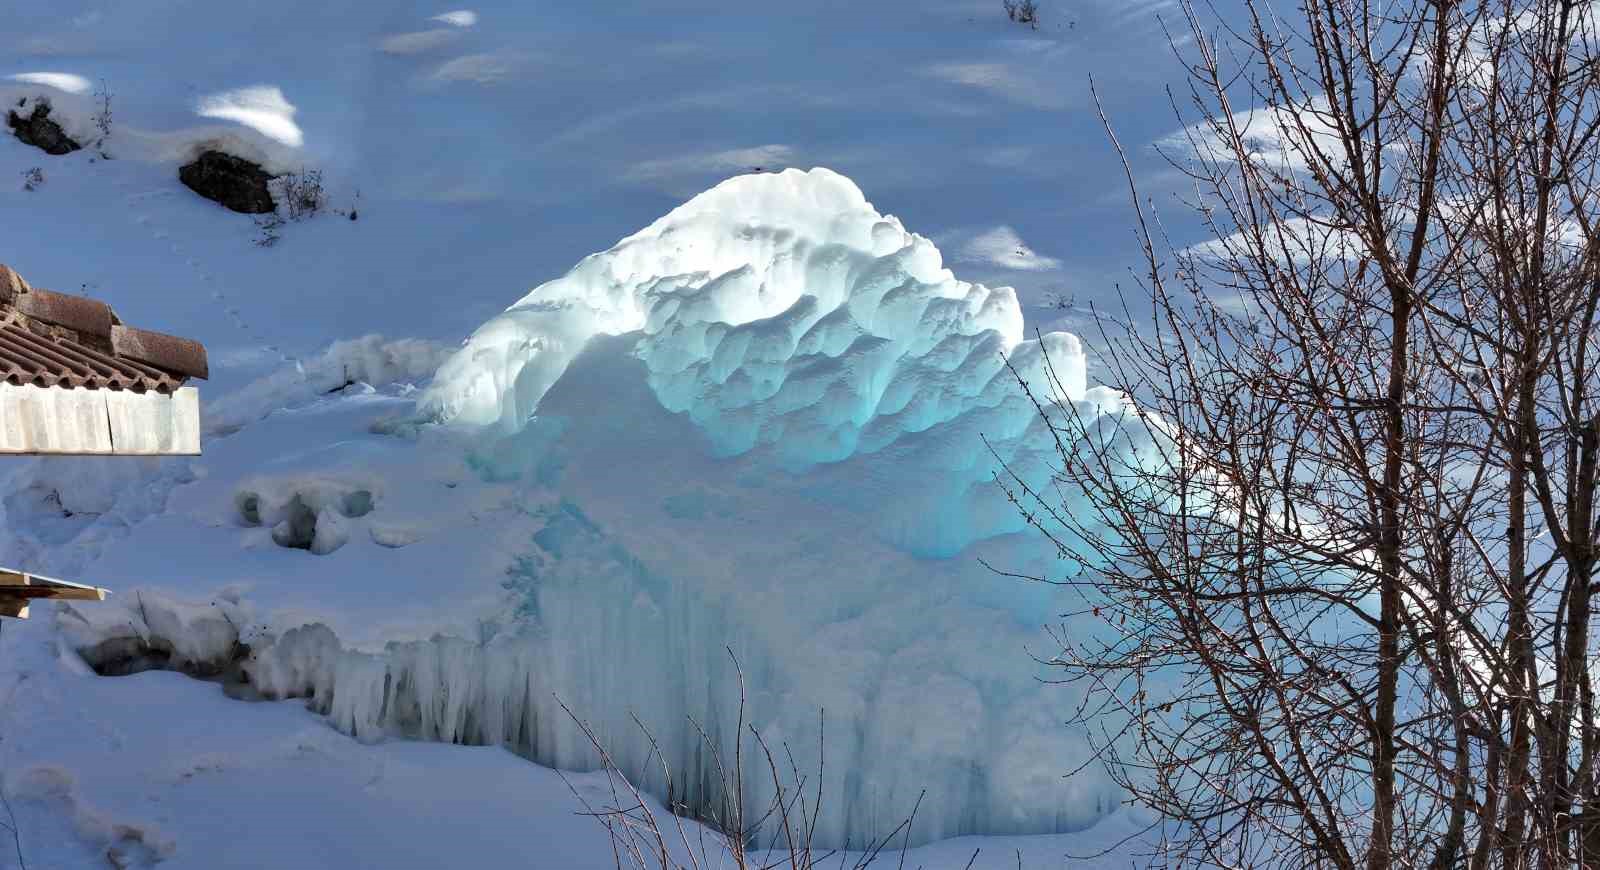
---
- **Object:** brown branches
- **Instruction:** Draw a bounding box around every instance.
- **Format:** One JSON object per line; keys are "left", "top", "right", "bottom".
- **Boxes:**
{"left": 996, "top": 0, "right": 1600, "bottom": 867}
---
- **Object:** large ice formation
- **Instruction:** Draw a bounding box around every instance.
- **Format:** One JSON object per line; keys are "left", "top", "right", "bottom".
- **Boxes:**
{"left": 292, "top": 170, "right": 1149, "bottom": 847}
{"left": 420, "top": 167, "right": 1088, "bottom": 442}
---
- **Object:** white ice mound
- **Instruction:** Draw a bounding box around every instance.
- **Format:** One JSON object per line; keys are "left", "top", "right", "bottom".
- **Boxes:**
{"left": 421, "top": 167, "right": 1087, "bottom": 452}
{"left": 379, "top": 169, "right": 1146, "bottom": 848}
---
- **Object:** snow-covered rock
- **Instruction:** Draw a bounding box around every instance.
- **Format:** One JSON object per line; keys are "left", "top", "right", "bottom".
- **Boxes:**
{"left": 59, "top": 589, "right": 251, "bottom": 678}
{"left": 368, "top": 522, "right": 422, "bottom": 548}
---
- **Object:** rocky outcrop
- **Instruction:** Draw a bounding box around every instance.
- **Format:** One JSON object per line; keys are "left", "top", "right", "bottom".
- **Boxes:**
{"left": 178, "top": 149, "right": 276, "bottom": 214}
{"left": 7, "top": 100, "right": 81, "bottom": 155}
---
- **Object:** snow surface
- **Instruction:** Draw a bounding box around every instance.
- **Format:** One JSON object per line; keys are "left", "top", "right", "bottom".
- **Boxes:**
{"left": 0, "top": 0, "right": 1209, "bottom": 864}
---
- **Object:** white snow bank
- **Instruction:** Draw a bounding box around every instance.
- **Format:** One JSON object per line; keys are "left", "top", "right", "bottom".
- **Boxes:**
{"left": 196, "top": 85, "right": 304, "bottom": 148}
{"left": 205, "top": 335, "right": 449, "bottom": 436}
{"left": 957, "top": 225, "right": 1063, "bottom": 271}
{"left": 5, "top": 72, "right": 91, "bottom": 94}
{"left": 432, "top": 10, "right": 479, "bottom": 27}
{"left": 33, "top": 593, "right": 1153, "bottom": 870}
{"left": 56, "top": 588, "right": 547, "bottom": 757}
{"left": 233, "top": 474, "right": 376, "bottom": 555}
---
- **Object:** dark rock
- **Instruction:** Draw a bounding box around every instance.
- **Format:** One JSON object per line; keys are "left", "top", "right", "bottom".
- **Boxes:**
{"left": 77, "top": 632, "right": 251, "bottom": 681}
{"left": 178, "top": 150, "right": 277, "bottom": 214}
{"left": 7, "top": 101, "right": 81, "bottom": 155}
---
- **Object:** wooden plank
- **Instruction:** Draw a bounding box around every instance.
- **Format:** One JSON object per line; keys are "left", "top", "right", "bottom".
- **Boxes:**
{"left": 0, "top": 570, "right": 31, "bottom": 619}
{"left": 60, "top": 586, "right": 107, "bottom": 600}
{"left": 0, "top": 567, "right": 108, "bottom": 619}
{"left": 13, "top": 570, "right": 100, "bottom": 591}
{"left": 0, "top": 586, "right": 105, "bottom": 600}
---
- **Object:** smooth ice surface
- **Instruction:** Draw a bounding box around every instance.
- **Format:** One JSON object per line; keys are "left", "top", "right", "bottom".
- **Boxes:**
{"left": 401, "top": 169, "right": 1145, "bottom": 846}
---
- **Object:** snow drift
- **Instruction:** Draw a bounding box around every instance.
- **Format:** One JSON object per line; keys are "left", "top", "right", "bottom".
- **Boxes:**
{"left": 86, "top": 170, "right": 1153, "bottom": 849}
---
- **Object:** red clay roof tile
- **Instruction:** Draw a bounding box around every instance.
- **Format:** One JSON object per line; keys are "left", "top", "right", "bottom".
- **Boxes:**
{"left": 110, "top": 324, "right": 208, "bottom": 380}
{"left": 0, "top": 265, "right": 28, "bottom": 304}
{"left": 15, "top": 287, "right": 118, "bottom": 337}
{"left": 0, "top": 264, "right": 207, "bottom": 393}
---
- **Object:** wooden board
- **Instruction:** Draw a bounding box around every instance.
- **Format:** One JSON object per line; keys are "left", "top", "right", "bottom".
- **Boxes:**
{"left": 0, "top": 568, "right": 108, "bottom": 619}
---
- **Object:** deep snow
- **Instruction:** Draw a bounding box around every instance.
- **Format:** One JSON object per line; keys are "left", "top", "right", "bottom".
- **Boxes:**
{"left": 0, "top": 0, "right": 1211, "bottom": 866}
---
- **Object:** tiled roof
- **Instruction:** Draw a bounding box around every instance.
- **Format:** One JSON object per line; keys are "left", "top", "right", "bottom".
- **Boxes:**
{"left": 0, "top": 264, "right": 207, "bottom": 394}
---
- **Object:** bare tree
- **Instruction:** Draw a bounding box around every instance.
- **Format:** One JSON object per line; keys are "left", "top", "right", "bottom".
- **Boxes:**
{"left": 996, "top": 0, "right": 1600, "bottom": 867}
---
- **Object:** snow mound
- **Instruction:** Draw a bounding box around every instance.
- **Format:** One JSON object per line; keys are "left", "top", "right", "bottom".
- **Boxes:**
{"left": 421, "top": 167, "right": 1087, "bottom": 450}
{"left": 205, "top": 335, "right": 449, "bottom": 436}
{"left": 195, "top": 85, "right": 304, "bottom": 148}
{"left": 235, "top": 475, "right": 377, "bottom": 555}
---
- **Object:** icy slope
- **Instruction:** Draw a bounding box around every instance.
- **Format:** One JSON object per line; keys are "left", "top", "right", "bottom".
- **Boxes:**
{"left": 382, "top": 169, "right": 1142, "bottom": 846}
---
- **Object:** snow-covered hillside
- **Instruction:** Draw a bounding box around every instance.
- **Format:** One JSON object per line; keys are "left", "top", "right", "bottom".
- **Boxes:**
{"left": 0, "top": 1, "right": 1197, "bottom": 867}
